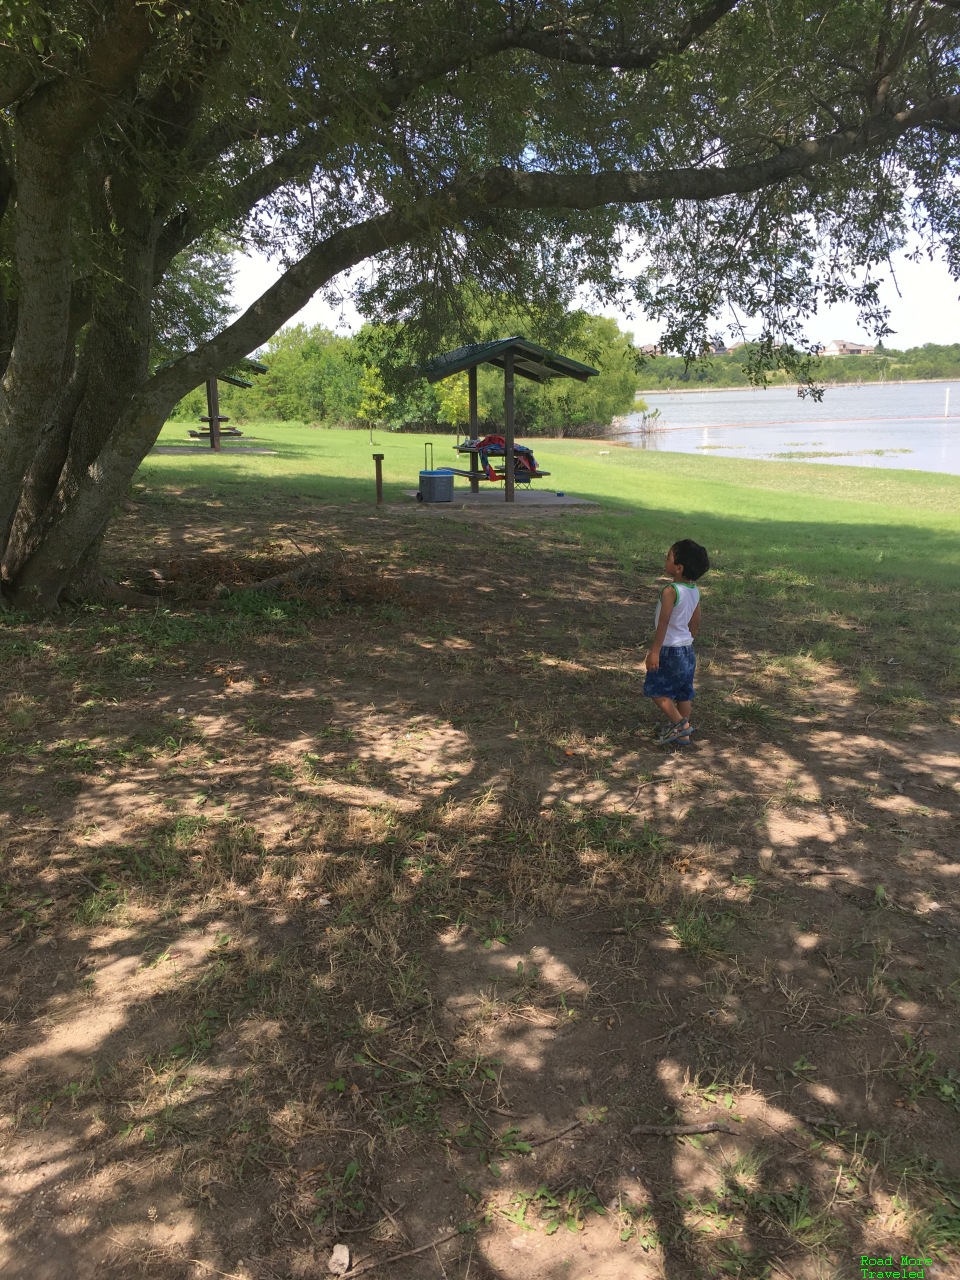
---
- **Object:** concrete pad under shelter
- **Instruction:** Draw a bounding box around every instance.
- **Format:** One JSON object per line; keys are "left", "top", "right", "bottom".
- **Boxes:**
{"left": 402, "top": 487, "right": 597, "bottom": 509}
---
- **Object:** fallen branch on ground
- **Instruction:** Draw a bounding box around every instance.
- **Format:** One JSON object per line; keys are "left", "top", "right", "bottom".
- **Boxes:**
{"left": 238, "top": 557, "right": 324, "bottom": 592}
{"left": 529, "top": 1120, "right": 582, "bottom": 1148}
{"left": 638, "top": 1021, "right": 688, "bottom": 1048}
{"left": 339, "top": 1223, "right": 478, "bottom": 1278}
{"left": 630, "top": 1122, "right": 735, "bottom": 1136}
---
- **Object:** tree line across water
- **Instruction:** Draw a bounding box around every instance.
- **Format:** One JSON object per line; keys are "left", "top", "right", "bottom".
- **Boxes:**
{"left": 637, "top": 343, "right": 960, "bottom": 390}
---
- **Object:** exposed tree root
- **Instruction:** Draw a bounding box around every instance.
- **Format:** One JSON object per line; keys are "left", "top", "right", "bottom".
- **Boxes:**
{"left": 60, "top": 576, "right": 160, "bottom": 608}
{"left": 236, "top": 557, "right": 324, "bottom": 592}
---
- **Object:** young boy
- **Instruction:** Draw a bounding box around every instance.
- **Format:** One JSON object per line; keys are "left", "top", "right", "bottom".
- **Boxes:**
{"left": 643, "top": 539, "right": 710, "bottom": 745}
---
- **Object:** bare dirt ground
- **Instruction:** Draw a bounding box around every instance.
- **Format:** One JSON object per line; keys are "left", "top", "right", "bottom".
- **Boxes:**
{"left": 1, "top": 493, "right": 959, "bottom": 1280}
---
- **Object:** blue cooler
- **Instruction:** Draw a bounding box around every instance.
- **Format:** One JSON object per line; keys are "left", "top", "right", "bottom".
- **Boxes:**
{"left": 417, "top": 470, "right": 454, "bottom": 503}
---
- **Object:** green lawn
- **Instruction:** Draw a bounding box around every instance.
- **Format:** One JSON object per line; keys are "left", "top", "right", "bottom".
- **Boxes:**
{"left": 152, "top": 420, "right": 960, "bottom": 537}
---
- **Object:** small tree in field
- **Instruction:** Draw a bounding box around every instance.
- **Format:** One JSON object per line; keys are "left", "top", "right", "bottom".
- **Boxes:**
{"left": 356, "top": 366, "right": 394, "bottom": 438}
{"left": 436, "top": 376, "right": 471, "bottom": 431}
{"left": 2, "top": 1, "right": 959, "bottom": 607}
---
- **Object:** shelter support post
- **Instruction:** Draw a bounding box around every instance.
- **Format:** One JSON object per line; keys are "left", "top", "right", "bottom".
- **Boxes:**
{"left": 205, "top": 378, "right": 222, "bottom": 451}
{"left": 468, "top": 366, "right": 480, "bottom": 493}
{"left": 503, "top": 351, "right": 515, "bottom": 503}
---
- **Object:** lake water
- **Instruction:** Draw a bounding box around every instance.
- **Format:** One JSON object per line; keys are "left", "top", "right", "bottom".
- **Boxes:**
{"left": 624, "top": 381, "right": 960, "bottom": 476}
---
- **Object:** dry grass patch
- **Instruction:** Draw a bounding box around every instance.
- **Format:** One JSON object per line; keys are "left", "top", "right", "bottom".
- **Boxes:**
{"left": 1, "top": 496, "right": 959, "bottom": 1279}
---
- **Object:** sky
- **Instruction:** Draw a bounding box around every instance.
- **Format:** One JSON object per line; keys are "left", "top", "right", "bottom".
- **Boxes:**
{"left": 230, "top": 246, "right": 960, "bottom": 352}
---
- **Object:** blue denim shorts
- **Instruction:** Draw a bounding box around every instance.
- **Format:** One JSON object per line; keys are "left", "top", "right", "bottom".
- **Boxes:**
{"left": 643, "top": 644, "right": 696, "bottom": 703}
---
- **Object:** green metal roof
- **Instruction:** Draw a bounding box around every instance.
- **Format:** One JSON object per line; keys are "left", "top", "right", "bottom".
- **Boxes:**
{"left": 424, "top": 336, "right": 598, "bottom": 385}
{"left": 217, "top": 357, "right": 270, "bottom": 388}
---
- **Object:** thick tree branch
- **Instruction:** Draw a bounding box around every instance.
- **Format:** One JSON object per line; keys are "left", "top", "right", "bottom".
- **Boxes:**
{"left": 874, "top": 0, "right": 895, "bottom": 76}
{"left": 0, "top": 46, "right": 42, "bottom": 110}
{"left": 871, "top": 0, "right": 926, "bottom": 110}
{"left": 139, "top": 2, "right": 257, "bottom": 197}
{"left": 509, "top": 0, "right": 740, "bottom": 69}
{"left": 154, "top": 4, "right": 742, "bottom": 268}
{"left": 151, "top": 201, "right": 447, "bottom": 402}
{"left": 154, "top": 30, "right": 516, "bottom": 269}
{"left": 476, "top": 96, "right": 960, "bottom": 209}
{"left": 154, "top": 133, "right": 322, "bottom": 275}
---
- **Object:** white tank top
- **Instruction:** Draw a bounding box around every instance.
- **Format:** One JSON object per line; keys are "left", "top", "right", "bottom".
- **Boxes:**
{"left": 654, "top": 582, "right": 700, "bottom": 646}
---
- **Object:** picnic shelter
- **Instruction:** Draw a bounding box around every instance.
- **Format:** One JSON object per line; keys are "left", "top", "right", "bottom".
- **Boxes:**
{"left": 423, "top": 337, "right": 598, "bottom": 501}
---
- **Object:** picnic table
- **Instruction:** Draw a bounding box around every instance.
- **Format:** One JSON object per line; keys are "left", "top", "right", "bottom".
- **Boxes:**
{"left": 454, "top": 440, "right": 550, "bottom": 494}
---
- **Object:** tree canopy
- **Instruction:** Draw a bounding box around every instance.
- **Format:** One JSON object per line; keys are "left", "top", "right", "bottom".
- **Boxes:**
{"left": 2, "top": 0, "right": 960, "bottom": 606}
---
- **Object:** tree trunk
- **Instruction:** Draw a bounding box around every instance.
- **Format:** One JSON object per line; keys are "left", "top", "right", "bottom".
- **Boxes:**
{"left": 0, "top": 138, "right": 163, "bottom": 609}
{"left": 9, "top": 391, "right": 169, "bottom": 610}
{"left": 2, "top": 356, "right": 86, "bottom": 581}
{"left": 60, "top": 531, "right": 155, "bottom": 607}
{"left": 0, "top": 120, "right": 78, "bottom": 547}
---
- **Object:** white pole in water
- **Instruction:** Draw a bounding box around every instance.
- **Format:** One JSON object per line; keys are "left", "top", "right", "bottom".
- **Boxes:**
{"left": 946, "top": 388, "right": 951, "bottom": 418}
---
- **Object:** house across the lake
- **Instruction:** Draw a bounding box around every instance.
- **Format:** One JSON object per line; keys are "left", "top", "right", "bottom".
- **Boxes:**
{"left": 820, "top": 338, "right": 876, "bottom": 356}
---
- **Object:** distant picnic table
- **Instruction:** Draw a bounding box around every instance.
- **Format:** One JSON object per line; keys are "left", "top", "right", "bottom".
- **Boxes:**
{"left": 188, "top": 426, "right": 243, "bottom": 439}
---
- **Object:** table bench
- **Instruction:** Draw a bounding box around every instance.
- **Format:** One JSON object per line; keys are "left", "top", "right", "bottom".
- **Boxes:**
{"left": 489, "top": 467, "right": 550, "bottom": 481}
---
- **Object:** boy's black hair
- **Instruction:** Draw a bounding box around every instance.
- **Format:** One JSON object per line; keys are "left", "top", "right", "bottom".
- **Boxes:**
{"left": 671, "top": 539, "right": 710, "bottom": 581}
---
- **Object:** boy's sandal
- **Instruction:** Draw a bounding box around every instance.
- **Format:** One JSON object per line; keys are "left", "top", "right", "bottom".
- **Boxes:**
{"left": 660, "top": 719, "right": 693, "bottom": 744}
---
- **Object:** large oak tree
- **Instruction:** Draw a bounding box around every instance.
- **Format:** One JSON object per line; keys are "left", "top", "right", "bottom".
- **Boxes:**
{"left": 1, "top": 0, "right": 959, "bottom": 608}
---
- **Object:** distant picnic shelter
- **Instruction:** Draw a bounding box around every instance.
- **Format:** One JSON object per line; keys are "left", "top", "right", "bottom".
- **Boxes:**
{"left": 423, "top": 337, "right": 598, "bottom": 501}
{"left": 193, "top": 358, "right": 269, "bottom": 450}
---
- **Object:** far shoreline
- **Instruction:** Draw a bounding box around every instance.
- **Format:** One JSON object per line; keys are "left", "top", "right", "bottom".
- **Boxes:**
{"left": 636, "top": 377, "right": 960, "bottom": 396}
{"left": 610, "top": 412, "right": 956, "bottom": 434}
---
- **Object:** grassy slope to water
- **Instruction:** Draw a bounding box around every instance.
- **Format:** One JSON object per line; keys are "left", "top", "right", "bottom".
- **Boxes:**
{"left": 561, "top": 441, "right": 960, "bottom": 583}
{"left": 153, "top": 418, "right": 960, "bottom": 513}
